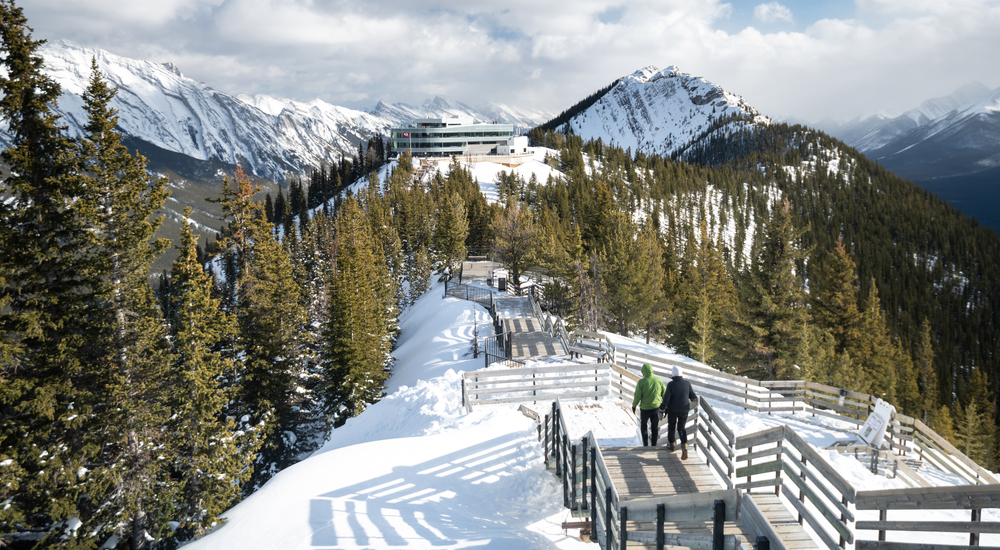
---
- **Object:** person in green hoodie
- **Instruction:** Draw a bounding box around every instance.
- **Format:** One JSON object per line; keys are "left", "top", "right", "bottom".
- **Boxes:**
{"left": 631, "top": 363, "right": 666, "bottom": 446}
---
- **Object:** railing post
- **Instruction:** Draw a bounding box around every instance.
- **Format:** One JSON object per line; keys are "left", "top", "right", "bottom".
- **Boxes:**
{"left": 582, "top": 438, "right": 589, "bottom": 510}
{"left": 619, "top": 506, "right": 628, "bottom": 550}
{"left": 712, "top": 500, "right": 725, "bottom": 550}
{"left": 971, "top": 508, "right": 982, "bottom": 546}
{"left": 775, "top": 439, "right": 783, "bottom": 496}
{"left": 571, "top": 443, "right": 578, "bottom": 510}
{"left": 591, "top": 446, "right": 598, "bottom": 540}
{"left": 757, "top": 536, "right": 770, "bottom": 550}
{"left": 606, "top": 487, "right": 613, "bottom": 550}
{"left": 878, "top": 508, "right": 887, "bottom": 541}
{"left": 562, "top": 434, "right": 570, "bottom": 507}
{"left": 554, "top": 405, "right": 561, "bottom": 477}
{"left": 656, "top": 503, "right": 665, "bottom": 550}
{"left": 798, "top": 453, "right": 807, "bottom": 524}
{"left": 543, "top": 414, "right": 550, "bottom": 467}
{"left": 840, "top": 495, "right": 848, "bottom": 548}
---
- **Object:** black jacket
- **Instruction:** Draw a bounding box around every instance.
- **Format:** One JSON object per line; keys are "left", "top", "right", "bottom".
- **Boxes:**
{"left": 661, "top": 376, "right": 696, "bottom": 414}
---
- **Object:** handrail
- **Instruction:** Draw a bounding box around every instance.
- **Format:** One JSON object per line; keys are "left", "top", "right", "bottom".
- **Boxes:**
{"left": 854, "top": 485, "right": 1000, "bottom": 550}
{"left": 734, "top": 424, "right": 856, "bottom": 549}
{"left": 697, "top": 396, "right": 736, "bottom": 489}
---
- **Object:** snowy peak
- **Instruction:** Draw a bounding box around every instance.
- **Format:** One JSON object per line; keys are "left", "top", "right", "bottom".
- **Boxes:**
{"left": 830, "top": 82, "right": 995, "bottom": 152}
{"left": 555, "top": 64, "right": 767, "bottom": 157}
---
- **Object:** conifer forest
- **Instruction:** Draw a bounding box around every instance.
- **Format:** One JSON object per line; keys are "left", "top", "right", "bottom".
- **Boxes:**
{"left": 2, "top": 1, "right": 1000, "bottom": 548}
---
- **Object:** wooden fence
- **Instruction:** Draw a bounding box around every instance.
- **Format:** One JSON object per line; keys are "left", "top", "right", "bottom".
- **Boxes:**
{"left": 733, "top": 425, "right": 857, "bottom": 550}
{"left": 566, "top": 331, "right": 998, "bottom": 487}
{"left": 462, "top": 363, "right": 606, "bottom": 410}
{"left": 854, "top": 485, "right": 1000, "bottom": 550}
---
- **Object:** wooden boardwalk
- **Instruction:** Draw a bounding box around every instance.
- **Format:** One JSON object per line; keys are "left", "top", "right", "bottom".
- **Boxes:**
{"left": 503, "top": 318, "right": 564, "bottom": 358}
{"left": 602, "top": 446, "right": 819, "bottom": 550}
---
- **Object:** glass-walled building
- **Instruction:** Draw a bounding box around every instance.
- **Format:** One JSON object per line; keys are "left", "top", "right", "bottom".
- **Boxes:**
{"left": 390, "top": 116, "right": 516, "bottom": 157}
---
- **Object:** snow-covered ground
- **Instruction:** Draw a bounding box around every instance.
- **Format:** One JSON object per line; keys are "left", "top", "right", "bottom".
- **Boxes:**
{"left": 186, "top": 277, "right": 1000, "bottom": 549}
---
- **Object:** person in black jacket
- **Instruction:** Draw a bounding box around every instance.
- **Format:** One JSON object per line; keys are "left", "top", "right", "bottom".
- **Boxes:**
{"left": 660, "top": 365, "right": 696, "bottom": 459}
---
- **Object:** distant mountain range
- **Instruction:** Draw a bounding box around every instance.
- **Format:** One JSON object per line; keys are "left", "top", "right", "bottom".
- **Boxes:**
{"left": 0, "top": 40, "right": 553, "bottom": 269}
{"left": 0, "top": 40, "right": 553, "bottom": 186}
{"left": 819, "top": 83, "right": 1000, "bottom": 232}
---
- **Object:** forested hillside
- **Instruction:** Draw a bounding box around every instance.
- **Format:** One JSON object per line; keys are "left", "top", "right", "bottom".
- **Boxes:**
{"left": 524, "top": 124, "right": 1000, "bottom": 466}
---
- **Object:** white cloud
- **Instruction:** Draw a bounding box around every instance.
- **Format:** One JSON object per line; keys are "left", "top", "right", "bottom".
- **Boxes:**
{"left": 19, "top": 0, "right": 1000, "bottom": 123}
{"left": 754, "top": 2, "right": 794, "bottom": 24}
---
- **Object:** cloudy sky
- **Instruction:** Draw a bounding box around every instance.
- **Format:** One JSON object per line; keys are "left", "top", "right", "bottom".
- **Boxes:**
{"left": 21, "top": 0, "right": 1000, "bottom": 123}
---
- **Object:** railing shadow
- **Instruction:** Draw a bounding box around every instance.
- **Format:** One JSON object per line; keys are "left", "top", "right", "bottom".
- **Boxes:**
{"left": 307, "top": 433, "right": 551, "bottom": 548}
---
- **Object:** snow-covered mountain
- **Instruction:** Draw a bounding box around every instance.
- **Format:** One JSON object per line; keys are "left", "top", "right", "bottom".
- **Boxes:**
{"left": 830, "top": 82, "right": 992, "bottom": 153}
{"left": 5, "top": 40, "right": 392, "bottom": 183}
{"left": 859, "top": 85, "right": 1000, "bottom": 181}
{"left": 1, "top": 40, "right": 551, "bottom": 185}
{"left": 547, "top": 65, "right": 769, "bottom": 157}
{"left": 368, "top": 96, "right": 552, "bottom": 134}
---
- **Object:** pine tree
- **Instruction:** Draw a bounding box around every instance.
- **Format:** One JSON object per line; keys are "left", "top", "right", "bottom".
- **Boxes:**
{"left": 490, "top": 205, "right": 538, "bottom": 295}
{"left": 434, "top": 192, "right": 469, "bottom": 274}
{"left": 167, "top": 209, "right": 262, "bottom": 541}
{"left": 214, "top": 167, "right": 308, "bottom": 490}
{"left": 600, "top": 211, "right": 654, "bottom": 336}
{"left": 72, "top": 58, "right": 178, "bottom": 549}
{"left": 322, "top": 196, "right": 393, "bottom": 426}
{"left": 811, "top": 237, "right": 863, "bottom": 356}
{"left": 914, "top": 318, "right": 938, "bottom": 422}
{"left": 729, "top": 199, "right": 809, "bottom": 379}
{"left": 0, "top": 10, "right": 108, "bottom": 545}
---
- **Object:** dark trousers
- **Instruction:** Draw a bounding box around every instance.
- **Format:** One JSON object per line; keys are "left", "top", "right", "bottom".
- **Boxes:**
{"left": 640, "top": 408, "right": 660, "bottom": 446}
{"left": 667, "top": 411, "right": 688, "bottom": 446}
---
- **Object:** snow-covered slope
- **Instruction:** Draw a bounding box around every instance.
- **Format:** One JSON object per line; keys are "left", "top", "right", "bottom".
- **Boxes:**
{"left": 554, "top": 65, "right": 768, "bottom": 157}
{"left": 184, "top": 269, "right": 1000, "bottom": 549}
{"left": 368, "top": 95, "right": 552, "bottom": 133}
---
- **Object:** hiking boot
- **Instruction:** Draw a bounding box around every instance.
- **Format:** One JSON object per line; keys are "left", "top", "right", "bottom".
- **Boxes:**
{"left": 668, "top": 441, "right": 674, "bottom": 452}
{"left": 681, "top": 446, "right": 688, "bottom": 460}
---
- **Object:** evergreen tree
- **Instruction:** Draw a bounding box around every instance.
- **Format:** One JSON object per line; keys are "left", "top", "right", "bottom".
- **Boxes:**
{"left": 434, "top": 192, "right": 469, "bottom": 274}
{"left": 167, "top": 210, "right": 262, "bottom": 542}
{"left": 490, "top": 205, "right": 538, "bottom": 294}
{"left": 599, "top": 211, "right": 654, "bottom": 335}
{"left": 811, "top": 237, "right": 863, "bottom": 356}
{"left": 73, "top": 59, "right": 178, "bottom": 549}
{"left": 214, "top": 167, "right": 308, "bottom": 490}
{"left": 322, "top": 196, "right": 393, "bottom": 426}
{"left": 914, "top": 318, "right": 938, "bottom": 422}
{"left": 0, "top": 4, "right": 89, "bottom": 538}
{"left": 729, "top": 199, "right": 809, "bottom": 379}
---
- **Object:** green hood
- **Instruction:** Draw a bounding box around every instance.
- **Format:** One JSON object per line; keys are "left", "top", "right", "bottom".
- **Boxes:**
{"left": 641, "top": 363, "right": 654, "bottom": 378}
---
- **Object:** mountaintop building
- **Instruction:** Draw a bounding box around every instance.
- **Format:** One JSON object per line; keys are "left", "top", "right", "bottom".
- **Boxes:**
{"left": 390, "top": 116, "right": 528, "bottom": 159}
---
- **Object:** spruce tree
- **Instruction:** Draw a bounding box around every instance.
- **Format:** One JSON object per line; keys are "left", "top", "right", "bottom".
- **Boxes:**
{"left": 490, "top": 205, "right": 538, "bottom": 295}
{"left": 0, "top": 8, "right": 104, "bottom": 545}
{"left": 214, "top": 167, "right": 308, "bottom": 490}
{"left": 167, "top": 210, "right": 262, "bottom": 541}
{"left": 729, "top": 199, "right": 809, "bottom": 379}
{"left": 435, "top": 191, "right": 470, "bottom": 274}
{"left": 73, "top": 58, "right": 177, "bottom": 549}
{"left": 322, "top": 196, "right": 393, "bottom": 426}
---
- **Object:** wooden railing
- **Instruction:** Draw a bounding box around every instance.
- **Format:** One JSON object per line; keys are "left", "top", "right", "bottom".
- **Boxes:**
{"left": 697, "top": 397, "right": 737, "bottom": 489}
{"left": 734, "top": 425, "right": 857, "bottom": 550}
{"left": 854, "top": 485, "right": 1000, "bottom": 550}
{"left": 462, "top": 363, "right": 606, "bottom": 410}
{"left": 566, "top": 331, "right": 996, "bottom": 487}
{"left": 544, "top": 399, "right": 743, "bottom": 550}
{"left": 525, "top": 373, "right": 1000, "bottom": 550}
